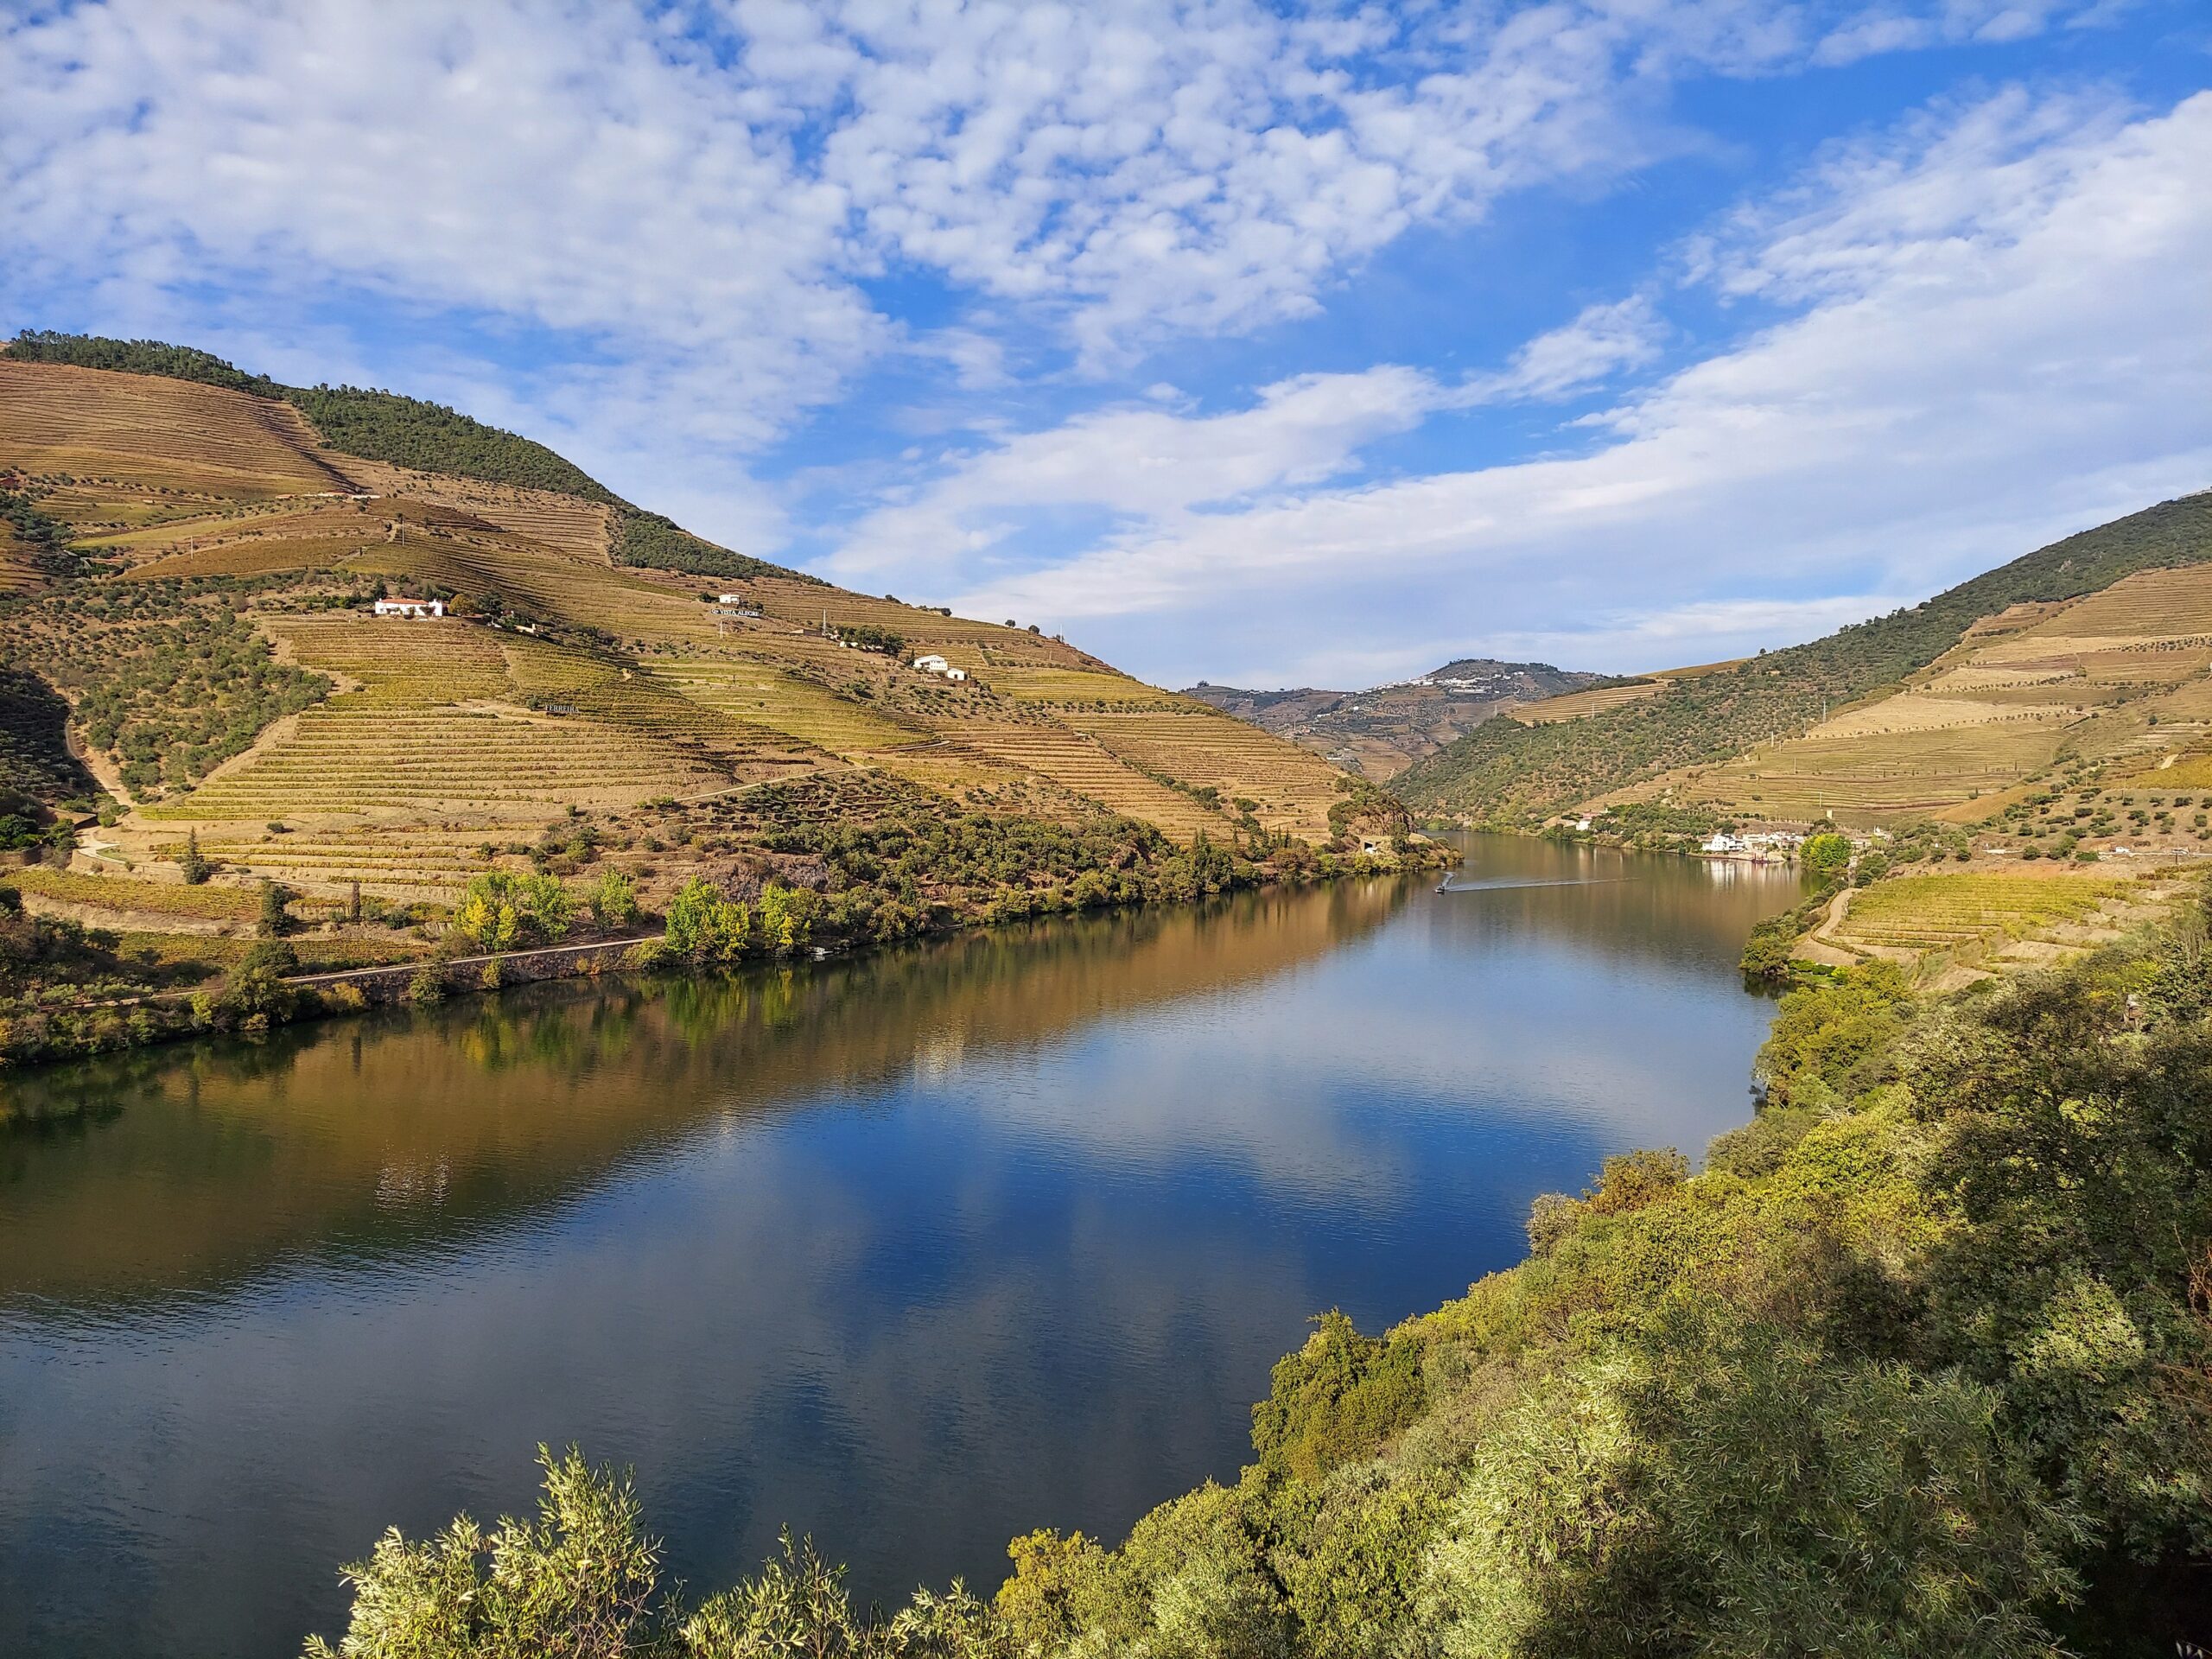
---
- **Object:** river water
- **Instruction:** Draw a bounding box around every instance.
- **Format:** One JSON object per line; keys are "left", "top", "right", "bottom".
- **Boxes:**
{"left": 0, "top": 835, "right": 1802, "bottom": 1657}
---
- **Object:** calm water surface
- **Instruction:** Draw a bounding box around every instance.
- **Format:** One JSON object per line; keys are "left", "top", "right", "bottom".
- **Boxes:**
{"left": 0, "top": 836, "right": 1802, "bottom": 1657}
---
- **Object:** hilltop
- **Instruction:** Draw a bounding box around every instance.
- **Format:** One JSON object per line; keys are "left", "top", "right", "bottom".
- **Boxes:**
{"left": 1184, "top": 658, "right": 1599, "bottom": 780}
{"left": 1395, "top": 491, "right": 2212, "bottom": 840}
{"left": 0, "top": 335, "right": 1413, "bottom": 1063}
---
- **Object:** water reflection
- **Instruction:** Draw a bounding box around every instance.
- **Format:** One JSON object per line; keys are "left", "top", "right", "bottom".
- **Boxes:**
{"left": 0, "top": 837, "right": 1802, "bottom": 1659}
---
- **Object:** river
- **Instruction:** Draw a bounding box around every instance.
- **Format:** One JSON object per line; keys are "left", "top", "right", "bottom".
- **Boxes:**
{"left": 0, "top": 835, "right": 1802, "bottom": 1657}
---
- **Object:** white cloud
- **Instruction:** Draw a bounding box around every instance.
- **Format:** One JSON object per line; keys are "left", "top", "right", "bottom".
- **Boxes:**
{"left": 914, "top": 88, "right": 2212, "bottom": 683}
{"left": 1, "top": 0, "right": 2118, "bottom": 516}
{"left": 0, "top": 0, "right": 2186, "bottom": 657}
{"left": 1810, "top": 0, "right": 2113, "bottom": 63}
{"left": 824, "top": 364, "right": 1453, "bottom": 588}
{"left": 1467, "top": 296, "right": 1669, "bottom": 403}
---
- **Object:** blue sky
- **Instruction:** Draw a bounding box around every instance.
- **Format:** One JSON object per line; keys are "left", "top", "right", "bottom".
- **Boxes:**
{"left": 4, "top": 1, "right": 2209, "bottom": 689}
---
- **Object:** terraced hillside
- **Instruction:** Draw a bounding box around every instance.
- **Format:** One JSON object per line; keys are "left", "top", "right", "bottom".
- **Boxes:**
{"left": 1397, "top": 490, "right": 2212, "bottom": 829}
{"left": 0, "top": 339, "right": 1370, "bottom": 917}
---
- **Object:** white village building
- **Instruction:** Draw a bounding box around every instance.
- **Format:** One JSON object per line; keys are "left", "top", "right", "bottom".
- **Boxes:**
{"left": 912, "top": 653, "right": 969, "bottom": 682}
{"left": 373, "top": 596, "right": 445, "bottom": 618}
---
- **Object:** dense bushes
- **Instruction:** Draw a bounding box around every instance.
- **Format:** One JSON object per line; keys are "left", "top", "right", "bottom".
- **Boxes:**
{"left": 2, "top": 576, "right": 331, "bottom": 798}
{"left": 303, "top": 1448, "right": 1007, "bottom": 1658}
{"left": 613, "top": 509, "right": 798, "bottom": 582}
{"left": 306, "top": 892, "right": 2212, "bottom": 1656}
{"left": 747, "top": 808, "right": 1259, "bottom": 939}
{"left": 662, "top": 877, "right": 817, "bottom": 962}
{"left": 287, "top": 384, "right": 615, "bottom": 500}
{"left": 1, "top": 486, "right": 82, "bottom": 580}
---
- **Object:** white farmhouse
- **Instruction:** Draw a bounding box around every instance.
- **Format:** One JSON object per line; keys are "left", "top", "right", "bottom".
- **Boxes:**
{"left": 1702, "top": 832, "right": 1745, "bottom": 855}
{"left": 373, "top": 596, "right": 445, "bottom": 618}
{"left": 912, "top": 653, "right": 950, "bottom": 674}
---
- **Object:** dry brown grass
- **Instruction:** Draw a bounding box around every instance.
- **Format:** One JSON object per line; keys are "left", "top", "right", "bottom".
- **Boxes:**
{"left": 2022, "top": 566, "right": 2212, "bottom": 639}
{"left": 946, "top": 724, "right": 1231, "bottom": 837}
{"left": 0, "top": 521, "right": 46, "bottom": 592}
{"left": 1514, "top": 682, "right": 1666, "bottom": 723}
{"left": 0, "top": 360, "right": 345, "bottom": 498}
{"left": 1060, "top": 709, "right": 1343, "bottom": 837}
{"left": 327, "top": 457, "right": 616, "bottom": 559}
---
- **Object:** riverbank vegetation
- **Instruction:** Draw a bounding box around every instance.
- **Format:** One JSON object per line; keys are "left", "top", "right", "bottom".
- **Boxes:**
{"left": 301, "top": 883, "right": 2212, "bottom": 1656}
{"left": 0, "top": 790, "right": 1408, "bottom": 1078}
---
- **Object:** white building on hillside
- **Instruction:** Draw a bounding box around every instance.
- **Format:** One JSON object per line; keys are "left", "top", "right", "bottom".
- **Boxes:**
{"left": 373, "top": 596, "right": 445, "bottom": 618}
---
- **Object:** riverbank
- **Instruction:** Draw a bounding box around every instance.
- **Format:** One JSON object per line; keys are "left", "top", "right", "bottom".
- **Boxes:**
{"left": 0, "top": 825, "right": 1442, "bottom": 1099}
{"left": 298, "top": 870, "right": 2212, "bottom": 1658}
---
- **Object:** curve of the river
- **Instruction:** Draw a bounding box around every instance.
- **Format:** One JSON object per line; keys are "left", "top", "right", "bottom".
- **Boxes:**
{"left": 0, "top": 834, "right": 1803, "bottom": 1657}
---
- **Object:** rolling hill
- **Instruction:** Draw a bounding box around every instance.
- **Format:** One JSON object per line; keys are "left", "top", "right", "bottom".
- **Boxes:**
{"left": 0, "top": 336, "right": 1385, "bottom": 931}
{"left": 1184, "top": 658, "right": 1599, "bottom": 780}
{"left": 1395, "top": 490, "right": 2212, "bottom": 833}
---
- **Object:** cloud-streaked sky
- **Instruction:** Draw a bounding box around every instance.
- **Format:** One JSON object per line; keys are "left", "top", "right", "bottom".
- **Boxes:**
{"left": 4, "top": 1, "right": 2208, "bottom": 688}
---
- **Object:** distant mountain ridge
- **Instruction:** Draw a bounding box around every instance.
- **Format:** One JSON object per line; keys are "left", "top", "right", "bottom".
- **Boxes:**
{"left": 1184, "top": 658, "right": 1599, "bottom": 780}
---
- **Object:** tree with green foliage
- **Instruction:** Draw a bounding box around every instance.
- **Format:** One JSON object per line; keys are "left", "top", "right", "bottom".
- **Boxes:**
{"left": 257, "top": 878, "right": 291, "bottom": 938}
{"left": 1800, "top": 830, "right": 1852, "bottom": 880}
{"left": 1251, "top": 1312, "right": 1426, "bottom": 1484}
{"left": 301, "top": 1447, "right": 660, "bottom": 1659}
{"left": 589, "top": 869, "right": 640, "bottom": 931}
{"left": 664, "top": 879, "right": 753, "bottom": 962}
{"left": 453, "top": 872, "right": 575, "bottom": 951}
{"left": 179, "top": 830, "right": 212, "bottom": 886}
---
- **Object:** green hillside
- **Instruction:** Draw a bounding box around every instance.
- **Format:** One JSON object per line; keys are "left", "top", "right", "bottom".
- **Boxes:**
{"left": 1395, "top": 491, "right": 2212, "bottom": 823}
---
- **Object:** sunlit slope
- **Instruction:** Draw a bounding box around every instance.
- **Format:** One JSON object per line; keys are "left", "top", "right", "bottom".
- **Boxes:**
{"left": 1395, "top": 491, "right": 2212, "bottom": 825}
{"left": 0, "top": 359, "right": 349, "bottom": 499}
{"left": 0, "top": 349, "right": 1351, "bottom": 881}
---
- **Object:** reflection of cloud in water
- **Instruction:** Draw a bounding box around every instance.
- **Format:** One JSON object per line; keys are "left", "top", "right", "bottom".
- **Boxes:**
{"left": 914, "top": 902, "right": 1777, "bottom": 1191}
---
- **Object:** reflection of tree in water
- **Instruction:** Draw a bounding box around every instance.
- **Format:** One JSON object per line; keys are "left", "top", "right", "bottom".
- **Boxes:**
{"left": 3, "top": 880, "right": 1403, "bottom": 1306}
{"left": 3, "top": 1046, "right": 161, "bottom": 1131}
